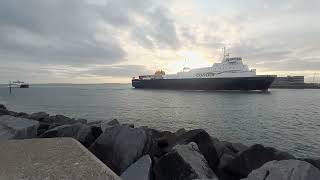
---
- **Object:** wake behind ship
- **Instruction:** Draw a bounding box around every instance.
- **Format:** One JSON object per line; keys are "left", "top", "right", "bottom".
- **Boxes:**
{"left": 132, "top": 50, "right": 276, "bottom": 91}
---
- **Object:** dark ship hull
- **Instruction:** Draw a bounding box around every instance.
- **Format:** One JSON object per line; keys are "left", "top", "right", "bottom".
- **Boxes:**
{"left": 20, "top": 84, "right": 29, "bottom": 88}
{"left": 132, "top": 75, "right": 276, "bottom": 91}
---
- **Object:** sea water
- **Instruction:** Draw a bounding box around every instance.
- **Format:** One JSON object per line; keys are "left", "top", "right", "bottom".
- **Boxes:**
{"left": 0, "top": 84, "right": 319, "bottom": 158}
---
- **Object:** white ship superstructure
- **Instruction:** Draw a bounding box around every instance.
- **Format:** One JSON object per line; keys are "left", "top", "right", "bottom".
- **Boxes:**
{"left": 164, "top": 51, "right": 256, "bottom": 79}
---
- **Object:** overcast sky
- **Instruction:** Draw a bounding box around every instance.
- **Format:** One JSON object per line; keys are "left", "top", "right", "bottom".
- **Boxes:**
{"left": 0, "top": 0, "right": 319, "bottom": 83}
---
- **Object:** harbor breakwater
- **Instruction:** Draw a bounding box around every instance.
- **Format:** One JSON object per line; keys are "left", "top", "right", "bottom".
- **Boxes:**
{"left": 0, "top": 104, "right": 319, "bottom": 180}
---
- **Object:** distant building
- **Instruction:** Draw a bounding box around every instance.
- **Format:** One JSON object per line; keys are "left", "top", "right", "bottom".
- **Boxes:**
{"left": 271, "top": 76, "right": 305, "bottom": 88}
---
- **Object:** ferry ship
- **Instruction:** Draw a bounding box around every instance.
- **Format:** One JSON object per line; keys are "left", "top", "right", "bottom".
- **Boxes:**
{"left": 8, "top": 81, "right": 29, "bottom": 88}
{"left": 132, "top": 49, "right": 276, "bottom": 91}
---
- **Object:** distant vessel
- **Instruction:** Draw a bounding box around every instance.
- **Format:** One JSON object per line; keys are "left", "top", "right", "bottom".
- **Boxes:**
{"left": 8, "top": 81, "right": 29, "bottom": 88}
{"left": 132, "top": 48, "right": 276, "bottom": 91}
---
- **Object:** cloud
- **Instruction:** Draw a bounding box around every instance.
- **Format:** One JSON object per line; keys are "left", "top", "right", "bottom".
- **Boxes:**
{"left": 85, "top": 65, "right": 153, "bottom": 77}
{"left": 0, "top": 0, "right": 180, "bottom": 67}
{"left": 0, "top": 0, "right": 126, "bottom": 66}
{"left": 176, "top": 0, "right": 320, "bottom": 75}
{"left": 0, "top": 0, "right": 182, "bottom": 83}
{"left": 0, "top": 0, "right": 319, "bottom": 83}
{"left": 256, "top": 58, "right": 320, "bottom": 72}
{"left": 98, "top": 0, "right": 151, "bottom": 26}
{"left": 98, "top": 0, "right": 180, "bottom": 49}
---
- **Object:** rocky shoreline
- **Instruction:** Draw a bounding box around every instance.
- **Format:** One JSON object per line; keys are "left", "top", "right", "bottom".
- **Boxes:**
{"left": 0, "top": 104, "right": 319, "bottom": 180}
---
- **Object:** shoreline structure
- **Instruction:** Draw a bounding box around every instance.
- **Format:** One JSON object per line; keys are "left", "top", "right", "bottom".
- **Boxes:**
{"left": 0, "top": 104, "right": 319, "bottom": 180}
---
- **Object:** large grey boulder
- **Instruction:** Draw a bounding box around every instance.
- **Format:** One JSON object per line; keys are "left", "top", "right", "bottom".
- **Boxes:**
{"left": 0, "top": 104, "right": 7, "bottom": 110}
{"left": 300, "top": 158, "right": 320, "bottom": 170}
{"left": 121, "top": 155, "right": 152, "bottom": 180}
{"left": 0, "top": 115, "right": 39, "bottom": 139}
{"left": 87, "top": 119, "right": 120, "bottom": 132}
{"left": 107, "top": 119, "right": 120, "bottom": 126}
{"left": 99, "top": 119, "right": 121, "bottom": 131}
{"left": 143, "top": 127, "right": 176, "bottom": 157}
{"left": 154, "top": 142, "right": 217, "bottom": 180}
{"left": 0, "top": 104, "right": 9, "bottom": 116}
{"left": 241, "top": 160, "right": 320, "bottom": 180}
{"left": 41, "top": 114, "right": 78, "bottom": 125}
{"left": 40, "top": 123, "right": 101, "bottom": 147}
{"left": 143, "top": 128, "right": 220, "bottom": 171}
{"left": 141, "top": 127, "right": 174, "bottom": 158}
{"left": 230, "top": 142, "right": 248, "bottom": 154}
{"left": 89, "top": 125, "right": 147, "bottom": 175}
{"left": 224, "top": 144, "right": 295, "bottom": 178}
{"left": 87, "top": 120, "right": 103, "bottom": 126}
{"left": 76, "top": 118, "right": 88, "bottom": 124}
{"left": 175, "top": 128, "right": 187, "bottom": 136}
{"left": 8, "top": 111, "right": 19, "bottom": 117}
{"left": 35, "top": 114, "right": 89, "bottom": 135}
{"left": 15, "top": 112, "right": 30, "bottom": 118}
{"left": 212, "top": 139, "right": 247, "bottom": 158}
{"left": 218, "top": 153, "right": 235, "bottom": 169}
{"left": 28, "top": 112, "right": 50, "bottom": 121}
{"left": 171, "top": 129, "right": 220, "bottom": 170}
{"left": 0, "top": 109, "right": 9, "bottom": 116}
{"left": 212, "top": 139, "right": 248, "bottom": 179}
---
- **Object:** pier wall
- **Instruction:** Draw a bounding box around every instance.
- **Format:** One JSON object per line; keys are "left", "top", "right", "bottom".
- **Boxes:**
{"left": 0, "top": 138, "right": 120, "bottom": 180}
{"left": 271, "top": 76, "right": 305, "bottom": 88}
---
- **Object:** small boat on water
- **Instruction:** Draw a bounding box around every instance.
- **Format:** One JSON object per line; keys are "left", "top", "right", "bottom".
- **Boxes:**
{"left": 8, "top": 81, "right": 29, "bottom": 88}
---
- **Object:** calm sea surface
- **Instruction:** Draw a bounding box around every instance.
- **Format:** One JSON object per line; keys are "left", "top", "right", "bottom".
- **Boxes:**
{"left": 0, "top": 84, "right": 319, "bottom": 158}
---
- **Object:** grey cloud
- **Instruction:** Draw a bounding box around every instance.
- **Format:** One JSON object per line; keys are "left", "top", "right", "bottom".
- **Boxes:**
{"left": 0, "top": 28, "right": 125, "bottom": 65}
{"left": 226, "top": 0, "right": 320, "bottom": 22}
{"left": 131, "top": 27, "right": 154, "bottom": 49}
{"left": 85, "top": 65, "right": 153, "bottom": 77}
{"left": 99, "top": 0, "right": 151, "bottom": 26}
{"left": 0, "top": 63, "right": 70, "bottom": 83}
{"left": 256, "top": 58, "right": 320, "bottom": 72}
{"left": 0, "top": 0, "right": 126, "bottom": 66}
{"left": 227, "top": 38, "right": 320, "bottom": 73}
{"left": 0, "top": 1, "right": 96, "bottom": 36}
{"left": 129, "top": 6, "right": 180, "bottom": 49}
{"left": 180, "top": 27, "right": 196, "bottom": 45}
{"left": 0, "top": 0, "right": 180, "bottom": 67}
{"left": 199, "top": 35, "right": 225, "bottom": 49}
{"left": 229, "top": 43, "right": 291, "bottom": 61}
{"left": 97, "top": 0, "right": 180, "bottom": 49}
{"left": 1, "top": 0, "right": 319, "bottom": 83}
{"left": 142, "top": 7, "right": 180, "bottom": 49}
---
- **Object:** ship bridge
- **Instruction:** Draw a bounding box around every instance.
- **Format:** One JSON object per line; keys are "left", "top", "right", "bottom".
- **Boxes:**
{"left": 224, "top": 57, "right": 242, "bottom": 63}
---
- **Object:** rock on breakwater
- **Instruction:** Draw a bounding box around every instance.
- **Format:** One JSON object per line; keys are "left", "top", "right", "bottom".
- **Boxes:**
{"left": 0, "top": 104, "right": 319, "bottom": 180}
{"left": 0, "top": 115, "right": 39, "bottom": 140}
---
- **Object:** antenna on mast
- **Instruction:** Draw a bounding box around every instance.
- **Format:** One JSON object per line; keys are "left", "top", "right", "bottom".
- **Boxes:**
{"left": 222, "top": 46, "right": 230, "bottom": 61}
{"left": 182, "top": 59, "right": 190, "bottom": 72}
{"left": 183, "top": 59, "right": 187, "bottom": 68}
{"left": 223, "top": 47, "right": 226, "bottom": 60}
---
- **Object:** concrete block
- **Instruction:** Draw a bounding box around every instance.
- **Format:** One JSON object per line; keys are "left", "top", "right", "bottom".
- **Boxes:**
{"left": 0, "top": 138, "right": 120, "bottom": 180}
